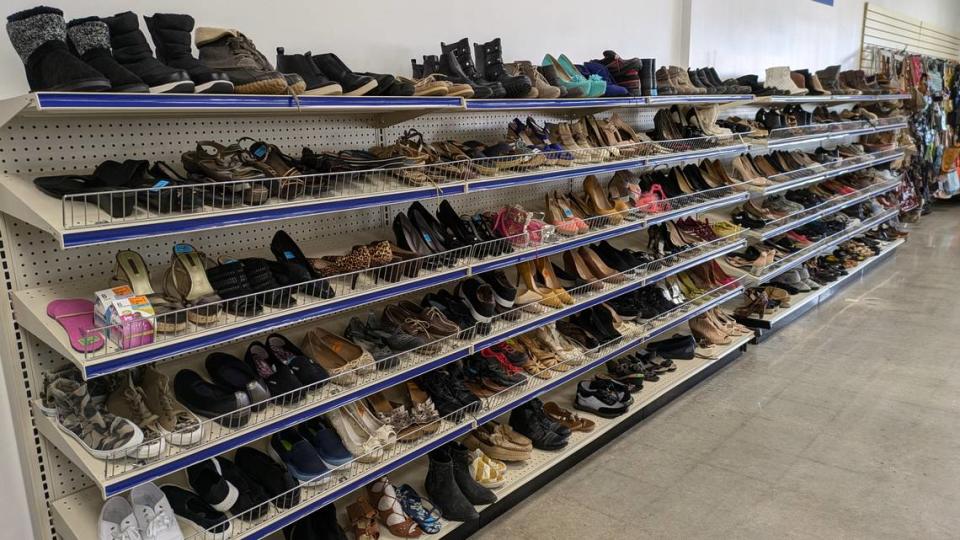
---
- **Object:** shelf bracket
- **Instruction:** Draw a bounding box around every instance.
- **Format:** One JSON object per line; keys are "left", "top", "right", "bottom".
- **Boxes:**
{"left": 0, "top": 94, "right": 32, "bottom": 129}
{"left": 374, "top": 110, "right": 431, "bottom": 128}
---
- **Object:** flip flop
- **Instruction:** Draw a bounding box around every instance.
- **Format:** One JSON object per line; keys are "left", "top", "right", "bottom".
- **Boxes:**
{"left": 46, "top": 299, "right": 105, "bottom": 353}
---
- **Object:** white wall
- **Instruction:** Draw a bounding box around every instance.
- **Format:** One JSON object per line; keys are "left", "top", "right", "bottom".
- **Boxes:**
{"left": 689, "top": 0, "right": 960, "bottom": 80}
{"left": 0, "top": 0, "right": 686, "bottom": 98}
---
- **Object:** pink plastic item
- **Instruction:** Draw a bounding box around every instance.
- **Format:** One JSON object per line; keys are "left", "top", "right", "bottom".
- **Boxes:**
{"left": 46, "top": 299, "right": 105, "bottom": 353}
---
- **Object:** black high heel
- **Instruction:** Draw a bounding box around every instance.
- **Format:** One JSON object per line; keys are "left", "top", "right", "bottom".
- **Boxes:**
{"left": 269, "top": 230, "right": 335, "bottom": 298}
{"left": 436, "top": 200, "right": 479, "bottom": 247}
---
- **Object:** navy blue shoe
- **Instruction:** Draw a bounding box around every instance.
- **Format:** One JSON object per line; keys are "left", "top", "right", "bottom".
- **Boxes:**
{"left": 298, "top": 418, "right": 354, "bottom": 467}
{"left": 584, "top": 61, "right": 629, "bottom": 97}
{"left": 268, "top": 429, "right": 330, "bottom": 486}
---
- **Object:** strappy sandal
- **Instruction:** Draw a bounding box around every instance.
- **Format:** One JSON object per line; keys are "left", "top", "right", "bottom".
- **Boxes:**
{"left": 180, "top": 141, "right": 269, "bottom": 206}
{"left": 161, "top": 243, "right": 222, "bottom": 325}
{"left": 367, "top": 477, "right": 422, "bottom": 538}
{"left": 238, "top": 137, "right": 307, "bottom": 200}
{"left": 347, "top": 498, "right": 380, "bottom": 540}
{"left": 395, "top": 484, "right": 442, "bottom": 534}
{"left": 111, "top": 250, "right": 187, "bottom": 333}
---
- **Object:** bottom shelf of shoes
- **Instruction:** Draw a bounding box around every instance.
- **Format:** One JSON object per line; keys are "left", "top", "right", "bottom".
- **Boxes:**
{"left": 735, "top": 237, "right": 904, "bottom": 335}
{"left": 475, "top": 330, "right": 754, "bottom": 514}
{"left": 339, "top": 327, "right": 753, "bottom": 540}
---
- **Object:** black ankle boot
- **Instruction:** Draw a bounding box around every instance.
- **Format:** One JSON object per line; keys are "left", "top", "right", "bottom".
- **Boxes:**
{"left": 448, "top": 442, "right": 498, "bottom": 504}
{"left": 275, "top": 48, "right": 342, "bottom": 96}
{"left": 640, "top": 58, "right": 656, "bottom": 96}
{"left": 425, "top": 446, "right": 479, "bottom": 522}
{"left": 440, "top": 38, "right": 505, "bottom": 98}
{"left": 101, "top": 12, "right": 194, "bottom": 93}
{"left": 65, "top": 17, "right": 147, "bottom": 92}
{"left": 473, "top": 38, "right": 531, "bottom": 98}
{"left": 311, "top": 53, "right": 377, "bottom": 96}
{"left": 143, "top": 13, "right": 232, "bottom": 94}
{"left": 6, "top": 6, "right": 111, "bottom": 92}
{"left": 432, "top": 53, "right": 492, "bottom": 98}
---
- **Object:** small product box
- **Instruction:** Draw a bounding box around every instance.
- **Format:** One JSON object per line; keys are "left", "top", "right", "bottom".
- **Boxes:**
{"left": 93, "top": 285, "right": 156, "bottom": 349}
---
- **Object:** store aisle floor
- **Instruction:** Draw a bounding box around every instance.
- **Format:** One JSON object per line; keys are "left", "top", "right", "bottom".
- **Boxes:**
{"left": 476, "top": 207, "right": 960, "bottom": 540}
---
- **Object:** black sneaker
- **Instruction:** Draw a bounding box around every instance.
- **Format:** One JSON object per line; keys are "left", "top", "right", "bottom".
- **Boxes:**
{"left": 265, "top": 333, "right": 329, "bottom": 386}
{"left": 185, "top": 459, "right": 239, "bottom": 515}
{"left": 173, "top": 370, "right": 250, "bottom": 428}
{"left": 422, "top": 291, "right": 476, "bottom": 332}
{"left": 234, "top": 447, "right": 301, "bottom": 510}
{"left": 215, "top": 456, "right": 271, "bottom": 520}
{"left": 456, "top": 278, "right": 496, "bottom": 324}
{"left": 478, "top": 270, "right": 517, "bottom": 309}
{"left": 574, "top": 379, "right": 629, "bottom": 418}
{"left": 417, "top": 369, "right": 463, "bottom": 417}
{"left": 529, "top": 398, "right": 571, "bottom": 437}
{"left": 161, "top": 485, "right": 232, "bottom": 537}
{"left": 244, "top": 341, "right": 305, "bottom": 406}
{"left": 508, "top": 402, "right": 568, "bottom": 451}
{"left": 444, "top": 363, "right": 483, "bottom": 410}
{"left": 204, "top": 352, "right": 271, "bottom": 411}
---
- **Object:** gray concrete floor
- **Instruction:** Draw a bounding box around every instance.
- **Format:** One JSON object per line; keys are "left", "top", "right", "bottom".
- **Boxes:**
{"left": 476, "top": 208, "right": 960, "bottom": 540}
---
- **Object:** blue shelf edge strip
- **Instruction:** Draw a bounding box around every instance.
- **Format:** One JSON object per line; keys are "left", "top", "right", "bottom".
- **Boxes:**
{"left": 34, "top": 93, "right": 464, "bottom": 110}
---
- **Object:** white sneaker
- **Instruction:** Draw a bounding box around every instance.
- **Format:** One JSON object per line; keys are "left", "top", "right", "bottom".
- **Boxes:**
{"left": 99, "top": 496, "right": 141, "bottom": 540}
{"left": 130, "top": 483, "right": 183, "bottom": 540}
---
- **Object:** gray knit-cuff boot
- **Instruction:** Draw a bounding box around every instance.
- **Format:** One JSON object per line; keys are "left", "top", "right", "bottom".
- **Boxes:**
{"left": 6, "top": 6, "right": 110, "bottom": 92}
{"left": 66, "top": 17, "right": 147, "bottom": 92}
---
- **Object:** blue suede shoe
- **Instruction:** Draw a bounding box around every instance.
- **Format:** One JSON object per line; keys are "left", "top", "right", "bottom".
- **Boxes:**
{"left": 584, "top": 61, "right": 629, "bottom": 97}
{"left": 298, "top": 418, "right": 353, "bottom": 467}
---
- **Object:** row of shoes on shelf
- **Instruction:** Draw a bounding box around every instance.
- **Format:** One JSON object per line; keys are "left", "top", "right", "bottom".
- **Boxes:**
{"left": 754, "top": 66, "right": 903, "bottom": 96}
{"left": 732, "top": 230, "right": 902, "bottom": 320}
{"left": 720, "top": 196, "right": 898, "bottom": 278}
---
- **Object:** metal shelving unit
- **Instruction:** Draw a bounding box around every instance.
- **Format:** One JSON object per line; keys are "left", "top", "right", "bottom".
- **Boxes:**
{"left": 0, "top": 86, "right": 908, "bottom": 540}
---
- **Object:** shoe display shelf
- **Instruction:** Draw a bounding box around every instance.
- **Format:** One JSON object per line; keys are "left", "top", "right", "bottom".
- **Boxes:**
{"left": 472, "top": 329, "right": 753, "bottom": 526}
{"left": 34, "top": 229, "right": 746, "bottom": 500}
{"left": 754, "top": 148, "right": 904, "bottom": 197}
{"left": 0, "top": 78, "right": 864, "bottom": 540}
{"left": 743, "top": 207, "right": 900, "bottom": 286}
{"left": 48, "top": 260, "right": 744, "bottom": 540}
{"left": 751, "top": 93, "right": 910, "bottom": 104}
{"left": 746, "top": 178, "right": 901, "bottom": 241}
{"left": 12, "top": 180, "right": 750, "bottom": 380}
{"left": 736, "top": 238, "right": 904, "bottom": 338}
{"left": 757, "top": 116, "right": 908, "bottom": 149}
{"left": 0, "top": 132, "right": 749, "bottom": 250}
{"left": 0, "top": 92, "right": 759, "bottom": 130}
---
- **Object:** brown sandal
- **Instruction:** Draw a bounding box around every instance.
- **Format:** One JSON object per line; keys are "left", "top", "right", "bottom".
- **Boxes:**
{"left": 347, "top": 498, "right": 380, "bottom": 540}
{"left": 367, "top": 477, "right": 422, "bottom": 538}
{"left": 543, "top": 401, "right": 596, "bottom": 432}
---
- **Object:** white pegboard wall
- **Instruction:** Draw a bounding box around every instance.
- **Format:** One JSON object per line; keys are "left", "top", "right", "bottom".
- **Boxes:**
{"left": 382, "top": 108, "right": 659, "bottom": 148}
{"left": 0, "top": 113, "right": 383, "bottom": 176}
